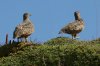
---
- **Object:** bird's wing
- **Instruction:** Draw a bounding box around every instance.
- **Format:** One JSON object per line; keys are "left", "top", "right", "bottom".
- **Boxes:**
{"left": 17, "top": 20, "right": 34, "bottom": 34}
{"left": 13, "top": 26, "right": 23, "bottom": 38}
{"left": 20, "top": 20, "right": 34, "bottom": 28}
{"left": 65, "top": 20, "right": 84, "bottom": 31}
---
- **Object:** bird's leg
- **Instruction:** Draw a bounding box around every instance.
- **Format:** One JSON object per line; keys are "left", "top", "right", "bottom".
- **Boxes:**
{"left": 23, "top": 38, "right": 25, "bottom": 42}
{"left": 21, "top": 38, "right": 24, "bottom": 42}
{"left": 73, "top": 34, "right": 77, "bottom": 39}
{"left": 72, "top": 34, "right": 74, "bottom": 39}
{"left": 17, "top": 38, "right": 19, "bottom": 42}
{"left": 25, "top": 38, "right": 28, "bottom": 42}
{"left": 75, "top": 34, "right": 80, "bottom": 39}
{"left": 20, "top": 38, "right": 23, "bottom": 42}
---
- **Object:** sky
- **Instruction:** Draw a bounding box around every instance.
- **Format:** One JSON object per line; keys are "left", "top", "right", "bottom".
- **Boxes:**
{"left": 0, "top": 0, "right": 100, "bottom": 44}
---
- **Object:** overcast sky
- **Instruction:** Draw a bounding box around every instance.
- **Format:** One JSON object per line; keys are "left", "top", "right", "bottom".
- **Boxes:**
{"left": 0, "top": 0, "right": 100, "bottom": 43}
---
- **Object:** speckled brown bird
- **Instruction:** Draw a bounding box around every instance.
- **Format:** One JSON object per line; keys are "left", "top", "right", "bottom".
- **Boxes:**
{"left": 59, "top": 11, "right": 84, "bottom": 39}
{"left": 13, "top": 13, "right": 34, "bottom": 42}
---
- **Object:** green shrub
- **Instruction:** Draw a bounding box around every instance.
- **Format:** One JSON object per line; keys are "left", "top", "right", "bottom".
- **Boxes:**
{"left": 0, "top": 44, "right": 100, "bottom": 66}
{"left": 0, "top": 37, "right": 100, "bottom": 66}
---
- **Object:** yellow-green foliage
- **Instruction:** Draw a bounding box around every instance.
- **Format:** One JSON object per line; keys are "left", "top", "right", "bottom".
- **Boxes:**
{"left": 0, "top": 37, "right": 100, "bottom": 66}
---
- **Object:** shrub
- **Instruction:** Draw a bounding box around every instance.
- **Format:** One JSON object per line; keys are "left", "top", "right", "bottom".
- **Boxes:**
{"left": 0, "top": 37, "right": 100, "bottom": 66}
{"left": 0, "top": 44, "right": 100, "bottom": 66}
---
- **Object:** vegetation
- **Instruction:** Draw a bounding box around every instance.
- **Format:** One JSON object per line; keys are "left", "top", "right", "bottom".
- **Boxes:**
{"left": 0, "top": 37, "right": 100, "bottom": 66}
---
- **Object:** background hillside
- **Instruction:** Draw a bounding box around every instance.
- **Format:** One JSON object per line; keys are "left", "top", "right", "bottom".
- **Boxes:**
{"left": 0, "top": 37, "right": 100, "bottom": 66}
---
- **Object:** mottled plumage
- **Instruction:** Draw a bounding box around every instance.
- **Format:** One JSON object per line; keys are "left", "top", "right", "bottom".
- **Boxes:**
{"left": 13, "top": 13, "right": 34, "bottom": 42}
{"left": 59, "top": 11, "right": 84, "bottom": 39}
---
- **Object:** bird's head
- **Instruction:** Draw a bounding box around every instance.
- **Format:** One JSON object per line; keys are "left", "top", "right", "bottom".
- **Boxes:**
{"left": 23, "top": 12, "right": 31, "bottom": 17}
{"left": 74, "top": 11, "right": 81, "bottom": 20}
{"left": 23, "top": 13, "right": 31, "bottom": 20}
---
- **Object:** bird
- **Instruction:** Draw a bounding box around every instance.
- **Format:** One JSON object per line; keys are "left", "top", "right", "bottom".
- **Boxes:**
{"left": 13, "top": 13, "right": 34, "bottom": 42}
{"left": 59, "top": 11, "right": 84, "bottom": 39}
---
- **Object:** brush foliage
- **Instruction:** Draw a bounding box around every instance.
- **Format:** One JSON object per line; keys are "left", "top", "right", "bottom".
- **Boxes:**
{"left": 0, "top": 37, "right": 100, "bottom": 66}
